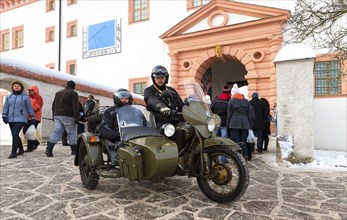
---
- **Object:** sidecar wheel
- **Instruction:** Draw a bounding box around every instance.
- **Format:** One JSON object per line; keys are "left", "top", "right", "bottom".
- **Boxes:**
{"left": 196, "top": 146, "right": 249, "bottom": 203}
{"left": 79, "top": 141, "right": 99, "bottom": 190}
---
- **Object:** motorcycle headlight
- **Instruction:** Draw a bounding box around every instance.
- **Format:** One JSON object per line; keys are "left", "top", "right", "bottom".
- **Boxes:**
{"left": 162, "top": 123, "right": 175, "bottom": 137}
{"left": 207, "top": 118, "right": 216, "bottom": 132}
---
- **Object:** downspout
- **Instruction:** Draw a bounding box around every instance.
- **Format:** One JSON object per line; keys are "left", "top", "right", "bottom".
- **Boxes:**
{"left": 58, "top": 0, "right": 62, "bottom": 71}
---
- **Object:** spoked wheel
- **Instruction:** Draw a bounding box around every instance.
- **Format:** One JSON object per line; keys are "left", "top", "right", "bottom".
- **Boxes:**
{"left": 196, "top": 146, "right": 249, "bottom": 203}
{"left": 79, "top": 141, "right": 99, "bottom": 190}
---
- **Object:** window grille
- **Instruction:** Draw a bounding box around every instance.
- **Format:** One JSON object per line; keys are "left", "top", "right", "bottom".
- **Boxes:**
{"left": 1, "top": 32, "right": 9, "bottom": 51}
{"left": 315, "top": 61, "right": 341, "bottom": 95}
{"left": 134, "top": 0, "right": 147, "bottom": 22}
{"left": 134, "top": 82, "right": 147, "bottom": 95}
{"left": 193, "top": 0, "right": 209, "bottom": 7}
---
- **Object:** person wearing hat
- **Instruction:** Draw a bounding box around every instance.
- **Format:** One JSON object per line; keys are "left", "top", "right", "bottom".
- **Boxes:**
{"left": 22, "top": 85, "right": 44, "bottom": 152}
{"left": 211, "top": 85, "right": 231, "bottom": 138}
{"left": 46, "top": 80, "right": 79, "bottom": 157}
{"left": 226, "top": 84, "right": 253, "bottom": 161}
{"left": 2, "top": 81, "right": 36, "bottom": 158}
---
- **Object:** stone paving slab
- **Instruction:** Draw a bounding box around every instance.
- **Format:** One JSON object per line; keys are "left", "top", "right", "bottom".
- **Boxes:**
{"left": 0, "top": 139, "right": 346, "bottom": 220}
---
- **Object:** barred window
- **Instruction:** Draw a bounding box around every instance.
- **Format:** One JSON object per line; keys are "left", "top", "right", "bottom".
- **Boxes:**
{"left": 15, "top": 29, "right": 23, "bottom": 48}
{"left": 1, "top": 32, "right": 10, "bottom": 51}
{"left": 134, "top": 0, "right": 147, "bottom": 22}
{"left": 193, "top": 0, "right": 209, "bottom": 7}
{"left": 315, "top": 61, "right": 341, "bottom": 95}
{"left": 133, "top": 82, "right": 147, "bottom": 95}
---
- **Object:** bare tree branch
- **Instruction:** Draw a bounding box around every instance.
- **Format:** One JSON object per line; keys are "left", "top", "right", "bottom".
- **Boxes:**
{"left": 284, "top": 0, "right": 347, "bottom": 60}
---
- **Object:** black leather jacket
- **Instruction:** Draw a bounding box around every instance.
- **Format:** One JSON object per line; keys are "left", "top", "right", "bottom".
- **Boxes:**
{"left": 144, "top": 85, "right": 184, "bottom": 128}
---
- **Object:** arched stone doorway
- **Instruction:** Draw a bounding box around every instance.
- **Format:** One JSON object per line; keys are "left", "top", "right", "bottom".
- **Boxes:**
{"left": 160, "top": 0, "right": 290, "bottom": 107}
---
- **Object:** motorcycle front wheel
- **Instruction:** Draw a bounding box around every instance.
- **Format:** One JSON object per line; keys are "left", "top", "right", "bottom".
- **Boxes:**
{"left": 78, "top": 140, "right": 99, "bottom": 190}
{"left": 196, "top": 146, "right": 249, "bottom": 203}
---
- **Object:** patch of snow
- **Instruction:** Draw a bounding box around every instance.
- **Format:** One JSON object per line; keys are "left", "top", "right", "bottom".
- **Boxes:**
{"left": 277, "top": 135, "right": 294, "bottom": 159}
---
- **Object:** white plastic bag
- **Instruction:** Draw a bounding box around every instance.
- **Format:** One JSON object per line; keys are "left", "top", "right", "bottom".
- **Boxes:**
{"left": 247, "top": 129, "right": 256, "bottom": 143}
{"left": 24, "top": 125, "right": 36, "bottom": 140}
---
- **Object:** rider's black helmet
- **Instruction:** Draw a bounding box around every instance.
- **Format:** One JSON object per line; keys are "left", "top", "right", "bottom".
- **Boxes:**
{"left": 113, "top": 88, "right": 133, "bottom": 106}
{"left": 151, "top": 65, "right": 169, "bottom": 85}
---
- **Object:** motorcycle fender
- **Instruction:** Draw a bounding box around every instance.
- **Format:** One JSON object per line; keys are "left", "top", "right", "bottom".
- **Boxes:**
{"left": 78, "top": 132, "right": 103, "bottom": 167}
{"left": 203, "top": 137, "right": 241, "bottom": 152}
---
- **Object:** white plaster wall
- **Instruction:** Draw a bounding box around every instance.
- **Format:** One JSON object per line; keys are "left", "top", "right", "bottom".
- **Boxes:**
{"left": 314, "top": 98, "right": 347, "bottom": 151}
{"left": 276, "top": 59, "right": 315, "bottom": 159}
{"left": 0, "top": 1, "right": 296, "bottom": 90}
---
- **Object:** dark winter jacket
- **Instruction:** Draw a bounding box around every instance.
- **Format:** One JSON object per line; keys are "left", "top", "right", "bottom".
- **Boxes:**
{"left": 52, "top": 88, "right": 79, "bottom": 123}
{"left": 226, "top": 94, "right": 252, "bottom": 130}
{"left": 144, "top": 85, "right": 184, "bottom": 128}
{"left": 98, "top": 106, "right": 120, "bottom": 142}
{"left": 250, "top": 97, "right": 268, "bottom": 130}
{"left": 211, "top": 93, "right": 230, "bottom": 126}
{"left": 86, "top": 98, "right": 98, "bottom": 116}
{"left": 2, "top": 91, "right": 35, "bottom": 123}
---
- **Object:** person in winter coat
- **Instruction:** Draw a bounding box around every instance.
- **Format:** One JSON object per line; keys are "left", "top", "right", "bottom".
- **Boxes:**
{"left": 144, "top": 65, "right": 185, "bottom": 150}
{"left": 98, "top": 89, "right": 133, "bottom": 142}
{"left": 22, "top": 85, "right": 44, "bottom": 152}
{"left": 226, "top": 84, "right": 253, "bottom": 160}
{"left": 144, "top": 65, "right": 184, "bottom": 128}
{"left": 211, "top": 85, "right": 231, "bottom": 138}
{"left": 2, "top": 81, "right": 36, "bottom": 159}
{"left": 260, "top": 98, "right": 271, "bottom": 151}
{"left": 250, "top": 92, "right": 268, "bottom": 153}
{"left": 46, "top": 80, "right": 79, "bottom": 157}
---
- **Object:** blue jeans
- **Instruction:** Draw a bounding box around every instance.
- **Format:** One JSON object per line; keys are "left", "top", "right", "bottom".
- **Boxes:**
{"left": 230, "top": 128, "right": 248, "bottom": 156}
{"left": 216, "top": 126, "right": 228, "bottom": 138}
{"left": 49, "top": 116, "right": 78, "bottom": 145}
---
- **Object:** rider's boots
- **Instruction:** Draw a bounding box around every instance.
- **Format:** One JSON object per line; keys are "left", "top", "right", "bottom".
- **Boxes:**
{"left": 70, "top": 145, "right": 77, "bottom": 155}
{"left": 45, "top": 142, "right": 55, "bottom": 157}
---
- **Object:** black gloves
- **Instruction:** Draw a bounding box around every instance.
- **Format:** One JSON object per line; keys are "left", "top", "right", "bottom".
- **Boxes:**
{"left": 2, "top": 117, "right": 8, "bottom": 124}
{"left": 30, "top": 119, "right": 36, "bottom": 125}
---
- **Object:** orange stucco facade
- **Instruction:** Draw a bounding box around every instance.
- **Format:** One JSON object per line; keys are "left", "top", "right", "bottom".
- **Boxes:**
{"left": 161, "top": 0, "right": 291, "bottom": 108}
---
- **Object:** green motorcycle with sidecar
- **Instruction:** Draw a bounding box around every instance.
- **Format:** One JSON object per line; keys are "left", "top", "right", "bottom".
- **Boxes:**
{"left": 76, "top": 80, "right": 249, "bottom": 203}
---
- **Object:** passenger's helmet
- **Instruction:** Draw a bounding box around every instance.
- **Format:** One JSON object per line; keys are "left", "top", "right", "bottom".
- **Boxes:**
{"left": 151, "top": 65, "right": 169, "bottom": 85}
{"left": 113, "top": 88, "right": 133, "bottom": 106}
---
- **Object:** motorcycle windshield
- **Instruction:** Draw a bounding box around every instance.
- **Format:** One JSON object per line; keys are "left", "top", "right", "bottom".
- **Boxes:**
{"left": 117, "top": 105, "right": 161, "bottom": 141}
{"left": 182, "top": 80, "right": 219, "bottom": 138}
{"left": 183, "top": 79, "right": 207, "bottom": 104}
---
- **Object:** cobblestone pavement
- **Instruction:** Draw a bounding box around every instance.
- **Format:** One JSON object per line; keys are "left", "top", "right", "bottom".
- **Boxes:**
{"left": 1, "top": 138, "right": 346, "bottom": 220}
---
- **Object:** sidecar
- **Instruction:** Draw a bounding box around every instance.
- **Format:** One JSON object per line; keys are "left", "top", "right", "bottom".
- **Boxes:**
{"left": 77, "top": 104, "right": 179, "bottom": 190}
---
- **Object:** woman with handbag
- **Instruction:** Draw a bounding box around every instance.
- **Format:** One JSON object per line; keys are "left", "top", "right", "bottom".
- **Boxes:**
{"left": 22, "top": 85, "right": 44, "bottom": 152}
{"left": 2, "top": 81, "right": 36, "bottom": 158}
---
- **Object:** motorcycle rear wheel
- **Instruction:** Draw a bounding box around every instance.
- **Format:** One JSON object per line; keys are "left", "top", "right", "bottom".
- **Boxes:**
{"left": 78, "top": 140, "right": 99, "bottom": 190}
{"left": 196, "top": 146, "right": 249, "bottom": 203}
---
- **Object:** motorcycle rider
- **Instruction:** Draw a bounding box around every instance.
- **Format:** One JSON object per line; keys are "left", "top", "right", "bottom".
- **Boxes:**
{"left": 144, "top": 65, "right": 185, "bottom": 149}
{"left": 98, "top": 89, "right": 133, "bottom": 142}
{"left": 74, "top": 89, "right": 133, "bottom": 166}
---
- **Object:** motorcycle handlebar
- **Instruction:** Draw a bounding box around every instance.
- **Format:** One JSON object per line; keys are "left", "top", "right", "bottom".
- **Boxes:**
{"left": 169, "top": 110, "right": 182, "bottom": 116}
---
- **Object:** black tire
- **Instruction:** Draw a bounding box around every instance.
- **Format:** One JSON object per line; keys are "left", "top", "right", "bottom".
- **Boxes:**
{"left": 196, "top": 146, "right": 249, "bottom": 203}
{"left": 79, "top": 140, "right": 99, "bottom": 190}
{"left": 87, "top": 113, "right": 101, "bottom": 132}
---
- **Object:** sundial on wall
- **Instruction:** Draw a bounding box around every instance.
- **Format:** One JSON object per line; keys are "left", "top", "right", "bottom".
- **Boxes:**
{"left": 82, "top": 19, "right": 121, "bottom": 59}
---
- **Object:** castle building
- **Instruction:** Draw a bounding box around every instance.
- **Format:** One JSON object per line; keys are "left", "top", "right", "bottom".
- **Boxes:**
{"left": 1, "top": 0, "right": 346, "bottom": 150}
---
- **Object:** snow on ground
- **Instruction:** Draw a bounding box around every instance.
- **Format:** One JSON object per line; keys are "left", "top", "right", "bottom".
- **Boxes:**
{"left": 288, "top": 150, "right": 347, "bottom": 169}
